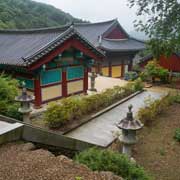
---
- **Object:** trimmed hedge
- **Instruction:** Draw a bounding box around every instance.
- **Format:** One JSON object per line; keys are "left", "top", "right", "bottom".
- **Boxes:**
{"left": 74, "top": 148, "right": 151, "bottom": 180}
{"left": 44, "top": 79, "right": 144, "bottom": 128}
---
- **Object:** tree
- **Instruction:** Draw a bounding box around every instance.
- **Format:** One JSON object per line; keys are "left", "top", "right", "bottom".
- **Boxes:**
{"left": 0, "top": 75, "right": 21, "bottom": 119}
{"left": 141, "top": 61, "right": 169, "bottom": 83}
{"left": 128, "top": 0, "right": 180, "bottom": 58}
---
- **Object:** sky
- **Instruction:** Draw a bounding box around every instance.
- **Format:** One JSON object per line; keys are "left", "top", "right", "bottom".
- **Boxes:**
{"left": 35, "top": 0, "right": 138, "bottom": 33}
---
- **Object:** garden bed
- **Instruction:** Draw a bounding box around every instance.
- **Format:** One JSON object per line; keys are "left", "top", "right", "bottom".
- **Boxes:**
{"left": 133, "top": 103, "right": 180, "bottom": 180}
{"left": 110, "top": 103, "right": 180, "bottom": 180}
{"left": 31, "top": 90, "right": 143, "bottom": 134}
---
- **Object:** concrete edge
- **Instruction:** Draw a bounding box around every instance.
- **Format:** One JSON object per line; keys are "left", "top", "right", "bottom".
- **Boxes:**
{"left": 0, "top": 123, "right": 23, "bottom": 135}
{"left": 0, "top": 115, "right": 103, "bottom": 150}
{"left": 64, "top": 90, "right": 144, "bottom": 135}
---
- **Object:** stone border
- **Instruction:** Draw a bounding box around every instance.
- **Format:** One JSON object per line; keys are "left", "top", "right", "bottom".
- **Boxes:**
{"left": 64, "top": 90, "right": 144, "bottom": 135}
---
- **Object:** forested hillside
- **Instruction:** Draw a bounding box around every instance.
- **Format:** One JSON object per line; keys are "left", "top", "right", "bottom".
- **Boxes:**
{"left": 0, "top": 0, "right": 85, "bottom": 29}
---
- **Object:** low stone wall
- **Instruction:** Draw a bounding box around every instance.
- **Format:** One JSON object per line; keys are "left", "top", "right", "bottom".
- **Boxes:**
{"left": 0, "top": 115, "right": 96, "bottom": 151}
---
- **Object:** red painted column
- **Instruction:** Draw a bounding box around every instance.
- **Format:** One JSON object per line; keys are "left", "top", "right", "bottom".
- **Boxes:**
{"left": 84, "top": 67, "right": 88, "bottom": 94}
{"left": 34, "top": 76, "right": 42, "bottom": 108}
{"left": 62, "top": 68, "right": 68, "bottom": 97}
{"left": 109, "top": 62, "right": 112, "bottom": 77}
{"left": 121, "top": 64, "right": 125, "bottom": 78}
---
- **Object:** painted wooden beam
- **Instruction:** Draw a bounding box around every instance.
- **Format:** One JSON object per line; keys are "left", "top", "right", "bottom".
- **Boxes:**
{"left": 28, "top": 37, "right": 103, "bottom": 71}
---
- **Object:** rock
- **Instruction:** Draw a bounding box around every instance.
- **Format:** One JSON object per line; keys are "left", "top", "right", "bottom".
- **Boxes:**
{"left": 58, "top": 155, "right": 73, "bottom": 163}
{"left": 22, "top": 142, "right": 36, "bottom": 151}
{"left": 97, "top": 171, "right": 123, "bottom": 180}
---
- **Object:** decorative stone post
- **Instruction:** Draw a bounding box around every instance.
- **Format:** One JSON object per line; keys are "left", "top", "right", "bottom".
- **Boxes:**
{"left": 117, "top": 105, "right": 143, "bottom": 158}
{"left": 15, "top": 83, "right": 34, "bottom": 123}
{"left": 89, "top": 69, "right": 97, "bottom": 92}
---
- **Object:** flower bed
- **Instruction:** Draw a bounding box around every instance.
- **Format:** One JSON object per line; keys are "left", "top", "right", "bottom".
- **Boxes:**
{"left": 44, "top": 79, "right": 144, "bottom": 128}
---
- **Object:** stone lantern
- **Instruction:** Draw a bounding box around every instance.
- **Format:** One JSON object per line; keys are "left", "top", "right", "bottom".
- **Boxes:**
{"left": 89, "top": 68, "right": 97, "bottom": 92}
{"left": 117, "top": 105, "right": 143, "bottom": 158}
{"left": 15, "top": 83, "right": 34, "bottom": 123}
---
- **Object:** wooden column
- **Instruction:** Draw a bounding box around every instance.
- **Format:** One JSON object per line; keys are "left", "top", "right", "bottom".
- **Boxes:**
{"left": 62, "top": 68, "right": 68, "bottom": 97}
{"left": 121, "top": 64, "right": 125, "bottom": 78}
{"left": 108, "top": 62, "right": 112, "bottom": 77}
{"left": 34, "top": 75, "right": 42, "bottom": 108}
{"left": 128, "top": 62, "right": 133, "bottom": 71}
{"left": 83, "top": 67, "right": 88, "bottom": 94}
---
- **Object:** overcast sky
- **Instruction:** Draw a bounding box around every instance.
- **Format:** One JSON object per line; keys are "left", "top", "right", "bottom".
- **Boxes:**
{"left": 35, "top": 0, "right": 138, "bottom": 33}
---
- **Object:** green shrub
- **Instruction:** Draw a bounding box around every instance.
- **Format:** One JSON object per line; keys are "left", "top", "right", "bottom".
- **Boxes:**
{"left": 44, "top": 81, "right": 144, "bottom": 128}
{"left": 143, "top": 61, "right": 169, "bottom": 83}
{"left": 75, "top": 148, "right": 151, "bottom": 180}
{"left": 138, "top": 94, "right": 173, "bottom": 126}
{"left": 174, "top": 128, "right": 180, "bottom": 142}
{"left": 0, "top": 75, "right": 21, "bottom": 120}
{"left": 124, "top": 71, "right": 138, "bottom": 81}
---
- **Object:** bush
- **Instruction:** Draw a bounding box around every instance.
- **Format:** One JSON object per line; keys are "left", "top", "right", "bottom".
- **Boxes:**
{"left": 124, "top": 71, "right": 138, "bottom": 81}
{"left": 143, "top": 61, "right": 169, "bottom": 83}
{"left": 174, "top": 128, "right": 180, "bottom": 142}
{"left": 44, "top": 81, "right": 144, "bottom": 128}
{"left": 75, "top": 148, "right": 151, "bottom": 180}
{"left": 138, "top": 94, "right": 174, "bottom": 126}
{"left": 0, "top": 75, "right": 21, "bottom": 120}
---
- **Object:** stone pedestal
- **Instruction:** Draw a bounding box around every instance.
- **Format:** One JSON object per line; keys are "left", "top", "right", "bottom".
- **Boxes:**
{"left": 117, "top": 105, "right": 143, "bottom": 158}
{"left": 15, "top": 86, "right": 34, "bottom": 123}
{"left": 89, "top": 71, "right": 97, "bottom": 92}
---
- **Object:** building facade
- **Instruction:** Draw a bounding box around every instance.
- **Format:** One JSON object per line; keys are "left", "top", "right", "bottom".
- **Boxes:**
{"left": 0, "top": 27, "right": 104, "bottom": 107}
{"left": 74, "top": 19, "right": 145, "bottom": 78}
{"left": 138, "top": 53, "right": 180, "bottom": 72}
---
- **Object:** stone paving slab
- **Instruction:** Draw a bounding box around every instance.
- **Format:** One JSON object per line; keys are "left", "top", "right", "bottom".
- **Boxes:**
{"left": 0, "top": 121, "right": 23, "bottom": 135}
{"left": 66, "top": 90, "right": 165, "bottom": 147}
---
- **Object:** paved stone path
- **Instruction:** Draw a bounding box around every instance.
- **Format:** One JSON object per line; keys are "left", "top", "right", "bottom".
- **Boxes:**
{"left": 66, "top": 90, "right": 165, "bottom": 147}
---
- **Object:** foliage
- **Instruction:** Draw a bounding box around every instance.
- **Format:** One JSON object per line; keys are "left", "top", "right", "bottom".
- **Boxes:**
{"left": 128, "top": 0, "right": 180, "bottom": 57}
{"left": 0, "top": 0, "right": 85, "bottom": 29}
{"left": 0, "top": 75, "right": 21, "bottom": 119}
{"left": 44, "top": 80, "right": 144, "bottom": 128}
{"left": 142, "top": 61, "right": 169, "bottom": 83}
{"left": 124, "top": 71, "right": 138, "bottom": 81}
{"left": 74, "top": 148, "right": 151, "bottom": 180}
{"left": 174, "top": 128, "right": 180, "bottom": 142}
{"left": 138, "top": 94, "right": 175, "bottom": 126}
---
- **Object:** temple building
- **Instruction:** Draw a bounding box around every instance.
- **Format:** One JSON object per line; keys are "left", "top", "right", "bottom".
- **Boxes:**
{"left": 0, "top": 27, "right": 104, "bottom": 107}
{"left": 0, "top": 19, "right": 145, "bottom": 107}
{"left": 74, "top": 19, "right": 145, "bottom": 78}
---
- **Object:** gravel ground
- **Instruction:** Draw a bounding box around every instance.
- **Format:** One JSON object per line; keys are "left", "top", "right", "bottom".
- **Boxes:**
{"left": 0, "top": 143, "right": 123, "bottom": 180}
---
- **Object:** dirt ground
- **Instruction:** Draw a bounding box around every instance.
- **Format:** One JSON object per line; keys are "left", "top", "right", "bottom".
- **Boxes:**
{"left": 133, "top": 104, "right": 180, "bottom": 180}
{"left": 0, "top": 142, "right": 122, "bottom": 180}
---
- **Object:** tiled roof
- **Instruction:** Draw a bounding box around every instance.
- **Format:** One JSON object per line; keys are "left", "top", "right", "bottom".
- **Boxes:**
{"left": 0, "top": 19, "right": 145, "bottom": 67}
{"left": 100, "top": 38, "right": 145, "bottom": 52}
{"left": 74, "top": 20, "right": 145, "bottom": 52}
{"left": 0, "top": 26, "right": 104, "bottom": 67}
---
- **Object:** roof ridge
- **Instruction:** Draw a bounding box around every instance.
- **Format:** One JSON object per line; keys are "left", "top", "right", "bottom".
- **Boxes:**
{"left": 74, "top": 19, "right": 117, "bottom": 26}
{"left": 0, "top": 19, "right": 117, "bottom": 33}
{"left": 0, "top": 24, "right": 71, "bottom": 34}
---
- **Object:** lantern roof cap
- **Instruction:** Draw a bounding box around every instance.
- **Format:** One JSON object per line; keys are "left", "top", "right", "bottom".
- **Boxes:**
{"left": 15, "top": 87, "right": 34, "bottom": 102}
{"left": 117, "top": 105, "right": 143, "bottom": 130}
